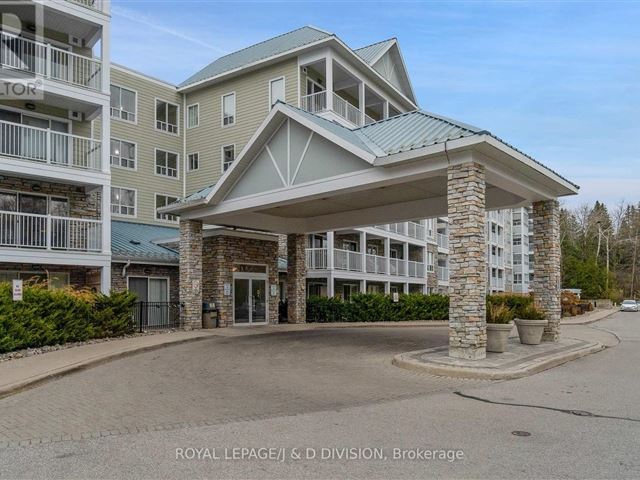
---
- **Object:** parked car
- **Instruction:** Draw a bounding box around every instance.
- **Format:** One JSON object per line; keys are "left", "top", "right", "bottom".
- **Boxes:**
{"left": 620, "top": 300, "right": 638, "bottom": 312}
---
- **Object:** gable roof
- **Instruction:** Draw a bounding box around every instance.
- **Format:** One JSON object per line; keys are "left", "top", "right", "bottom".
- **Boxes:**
{"left": 354, "top": 38, "right": 396, "bottom": 65}
{"left": 111, "top": 221, "right": 179, "bottom": 263}
{"left": 179, "top": 26, "right": 331, "bottom": 88}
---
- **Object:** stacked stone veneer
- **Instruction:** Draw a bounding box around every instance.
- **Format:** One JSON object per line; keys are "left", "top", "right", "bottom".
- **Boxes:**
{"left": 426, "top": 243, "right": 438, "bottom": 290}
{"left": 531, "top": 200, "right": 561, "bottom": 342}
{"left": 287, "top": 234, "right": 307, "bottom": 323}
{"left": 202, "top": 235, "right": 279, "bottom": 327}
{"left": 111, "top": 263, "right": 179, "bottom": 302}
{"left": 179, "top": 220, "right": 203, "bottom": 329}
{"left": 447, "top": 162, "right": 487, "bottom": 360}
{"left": 0, "top": 263, "right": 97, "bottom": 288}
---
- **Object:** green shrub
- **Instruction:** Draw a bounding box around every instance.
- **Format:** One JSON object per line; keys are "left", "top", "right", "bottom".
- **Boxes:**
{"left": 486, "top": 302, "right": 515, "bottom": 324}
{"left": 514, "top": 304, "right": 546, "bottom": 320}
{"left": 306, "top": 293, "right": 449, "bottom": 323}
{"left": 487, "top": 293, "right": 533, "bottom": 311}
{"left": 0, "top": 283, "right": 137, "bottom": 353}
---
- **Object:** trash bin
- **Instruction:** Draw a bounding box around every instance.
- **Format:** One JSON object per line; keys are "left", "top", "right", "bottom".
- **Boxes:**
{"left": 202, "top": 301, "right": 217, "bottom": 329}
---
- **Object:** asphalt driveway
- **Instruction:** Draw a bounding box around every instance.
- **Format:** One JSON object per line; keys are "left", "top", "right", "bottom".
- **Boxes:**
{"left": 0, "top": 326, "right": 476, "bottom": 446}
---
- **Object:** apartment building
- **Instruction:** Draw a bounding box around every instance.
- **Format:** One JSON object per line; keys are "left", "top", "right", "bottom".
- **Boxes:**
{"left": 0, "top": 0, "right": 112, "bottom": 292}
{"left": 0, "top": 13, "right": 536, "bottom": 324}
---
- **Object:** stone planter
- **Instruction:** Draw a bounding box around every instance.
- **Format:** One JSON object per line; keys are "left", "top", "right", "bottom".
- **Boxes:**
{"left": 486, "top": 322, "right": 514, "bottom": 353}
{"left": 515, "top": 318, "right": 548, "bottom": 345}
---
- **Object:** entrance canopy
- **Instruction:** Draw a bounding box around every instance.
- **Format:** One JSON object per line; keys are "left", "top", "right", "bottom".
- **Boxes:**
{"left": 162, "top": 103, "right": 578, "bottom": 233}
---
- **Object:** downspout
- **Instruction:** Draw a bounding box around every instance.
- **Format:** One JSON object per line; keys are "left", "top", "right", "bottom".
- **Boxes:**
{"left": 121, "top": 260, "right": 131, "bottom": 278}
{"left": 182, "top": 93, "right": 187, "bottom": 198}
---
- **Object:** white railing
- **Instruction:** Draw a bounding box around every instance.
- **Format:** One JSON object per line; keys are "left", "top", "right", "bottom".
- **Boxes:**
{"left": 365, "top": 254, "right": 387, "bottom": 274}
{"left": 0, "top": 31, "right": 102, "bottom": 91}
{"left": 490, "top": 255, "right": 504, "bottom": 268}
{"left": 437, "top": 233, "right": 449, "bottom": 249}
{"left": 0, "top": 120, "right": 101, "bottom": 170}
{"left": 364, "top": 113, "right": 376, "bottom": 125}
{"left": 0, "top": 211, "right": 102, "bottom": 252}
{"left": 407, "top": 260, "right": 425, "bottom": 278}
{"left": 66, "top": 0, "right": 107, "bottom": 13}
{"left": 306, "top": 248, "right": 328, "bottom": 270}
{"left": 437, "top": 266, "right": 449, "bottom": 282}
{"left": 389, "top": 258, "right": 407, "bottom": 276}
{"left": 334, "top": 248, "right": 363, "bottom": 272}
{"left": 332, "top": 93, "right": 361, "bottom": 126}
{"left": 300, "top": 91, "right": 327, "bottom": 114}
{"left": 490, "top": 277, "right": 506, "bottom": 290}
{"left": 407, "top": 222, "right": 425, "bottom": 240}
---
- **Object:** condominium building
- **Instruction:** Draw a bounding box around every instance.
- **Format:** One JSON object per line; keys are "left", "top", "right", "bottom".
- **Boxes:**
{"left": 0, "top": 13, "right": 535, "bottom": 325}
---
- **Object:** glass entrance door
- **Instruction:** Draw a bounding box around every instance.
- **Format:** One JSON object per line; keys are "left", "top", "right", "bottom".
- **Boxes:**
{"left": 234, "top": 277, "right": 268, "bottom": 325}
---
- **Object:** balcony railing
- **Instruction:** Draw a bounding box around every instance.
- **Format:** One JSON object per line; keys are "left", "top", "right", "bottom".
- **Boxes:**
{"left": 490, "top": 277, "right": 506, "bottom": 290}
{"left": 300, "top": 91, "right": 327, "bottom": 114}
{"left": 334, "top": 248, "right": 363, "bottom": 272}
{"left": 300, "top": 91, "right": 367, "bottom": 127}
{"left": 407, "top": 222, "right": 425, "bottom": 240}
{"left": 489, "top": 255, "right": 505, "bottom": 268}
{"left": 306, "top": 248, "right": 328, "bottom": 270}
{"left": 332, "top": 93, "right": 361, "bottom": 126}
{"left": 365, "top": 253, "right": 387, "bottom": 274}
{"left": 407, "top": 260, "right": 425, "bottom": 278}
{"left": 437, "top": 266, "right": 449, "bottom": 282}
{"left": 389, "top": 257, "right": 406, "bottom": 276}
{"left": 305, "top": 248, "right": 425, "bottom": 278}
{"left": 0, "top": 120, "right": 102, "bottom": 171}
{"left": 0, "top": 31, "right": 102, "bottom": 91}
{"left": 437, "top": 233, "right": 449, "bottom": 249}
{"left": 0, "top": 211, "right": 102, "bottom": 252}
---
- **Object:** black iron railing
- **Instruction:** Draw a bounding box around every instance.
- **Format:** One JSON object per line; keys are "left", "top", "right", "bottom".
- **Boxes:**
{"left": 131, "top": 302, "right": 182, "bottom": 332}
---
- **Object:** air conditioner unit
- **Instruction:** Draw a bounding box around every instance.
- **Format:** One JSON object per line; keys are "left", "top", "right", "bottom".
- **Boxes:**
{"left": 68, "top": 34, "right": 84, "bottom": 48}
{"left": 68, "top": 111, "right": 83, "bottom": 121}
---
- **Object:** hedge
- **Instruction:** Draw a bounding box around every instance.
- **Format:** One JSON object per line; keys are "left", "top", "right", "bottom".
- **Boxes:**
{"left": 306, "top": 293, "right": 449, "bottom": 323}
{"left": 0, "top": 283, "right": 137, "bottom": 353}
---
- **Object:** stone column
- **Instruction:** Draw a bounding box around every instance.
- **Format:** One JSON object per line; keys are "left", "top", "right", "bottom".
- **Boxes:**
{"left": 531, "top": 200, "right": 561, "bottom": 342}
{"left": 287, "top": 234, "right": 307, "bottom": 323}
{"left": 447, "top": 162, "right": 487, "bottom": 360}
{"left": 179, "top": 219, "right": 203, "bottom": 329}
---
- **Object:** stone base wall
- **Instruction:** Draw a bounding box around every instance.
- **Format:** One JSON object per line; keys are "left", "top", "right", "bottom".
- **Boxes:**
{"left": 287, "top": 234, "right": 307, "bottom": 323}
{"left": 111, "top": 263, "right": 179, "bottom": 302}
{"left": 179, "top": 220, "right": 203, "bottom": 329}
{"left": 202, "top": 235, "right": 279, "bottom": 327}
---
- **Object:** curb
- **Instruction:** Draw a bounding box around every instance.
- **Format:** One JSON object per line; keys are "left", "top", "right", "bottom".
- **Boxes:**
{"left": 561, "top": 309, "right": 617, "bottom": 325}
{"left": 392, "top": 341, "right": 605, "bottom": 380}
{"left": 311, "top": 321, "right": 448, "bottom": 329}
{"left": 0, "top": 335, "right": 215, "bottom": 400}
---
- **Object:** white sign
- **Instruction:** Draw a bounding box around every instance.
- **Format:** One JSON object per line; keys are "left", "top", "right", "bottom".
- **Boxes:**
{"left": 223, "top": 283, "right": 231, "bottom": 296}
{"left": 12, "top": 279, "right": 23, "bottom": 301}
{"left": 392, "top": 292, "right": 399, "bottom": 303}
{"left": 270, "top": 284, "right": 278, "bottom": 297}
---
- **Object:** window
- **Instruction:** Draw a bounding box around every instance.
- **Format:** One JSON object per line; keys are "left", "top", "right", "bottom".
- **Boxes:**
{"left": 513, "top": 236, "right": 522, "bottom": 246}
{"left": 187, "top": 104, "right": 199, "bottom": 128}
{"left": 110, "top": 85, "right": 136, "bottom": 122}
{"left": 155, "top": 149, "right": 179, "bottom": 178}
{"left": 222, "top": 93, "right": 235, "bottom": 126}
{"left": 269, "top": 77, "right": 285, "bottom": 108}
{"left": 110, "top": 139, "right": 136, "bottom": 169}
{"left": 188, "top": 152, "right": 199, "bottom": 172}
{"left": 222, "top": 144, "right": 235, "bottom": 172}
{"left": 155, "top": 194, "right": 179, "bottom": 222}
{"left": 156, "top": 100, "right": 179, "bottom": 134}
{"left": 111, "top": 187, "right": 136, "bottom": 216}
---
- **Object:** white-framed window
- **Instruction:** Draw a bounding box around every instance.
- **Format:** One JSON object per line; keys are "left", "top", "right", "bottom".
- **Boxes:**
{"left": 513, "top": 236, "right": 522, "bottom": 246}
{"left": 188, "top": 152, "right": 199, "bottom": 172}
{"left": 155, "top": 194, "right": 179, "bottom": 222}
{"left": 111, "top": 186, "right": 136, "bottom": 217}
{"left": 222, "top": 92, "right": 235, "bottom": 126}
{"left": 110, "top": 138, "right": 136, "bottom": 169}
{"left": 155, "top": 149, "right": 179, "bottom": 178}
{"left": 187, "top": 103, "right": 199, "bottom": 128}
{"left": 155, "top": 99, "right": 179, "bottom": 134}
{"left": 269, "top": 77, "right": 285, "bottom": 108}
{"left": 110, "top": 85, "right": 136, "bottom": 123}
{"left": 222, "top": 144, "right": 235, "bottom": 172}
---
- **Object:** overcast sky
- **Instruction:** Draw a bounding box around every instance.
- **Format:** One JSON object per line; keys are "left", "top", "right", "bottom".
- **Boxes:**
{"left": 110, "top": 1, "right": 640, "bottom": 209}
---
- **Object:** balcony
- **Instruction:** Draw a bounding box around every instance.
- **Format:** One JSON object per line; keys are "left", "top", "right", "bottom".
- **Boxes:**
{"left": 306, "top": 248, "right": 425, "bottom": 278}
{"left": 0, "top": 211, "right": 102, "bottom": 252}
{"left": 437, "top": 233, "right": 449, "bottom": 250}
{"left": 407, "top": 222, "right": 425, "bottom": 241}
{"left": 0, "top": 120, "right": 102, "bottom": 171}
{"left": 0, "top": 31, "right": 102, "bottom": 92}
{"left": 489, "top": 254, "right": 505, "bottom": 268}
{"left": 365, "top": 253, "right": 387, "bottom": 274}
{"left": 300, "top": 91, "right": 374, "bottom": 128}
{"left": 66, "top": 0, "right": 108, "bottom": 13}
{"left": 334, "top": 248, "right": 363, "bottom": 272}
{"left": 490, "top": 277, "right": 506, "bottom": 290}
{"left": 437, "top": 266, "right": 449, "bottom": 282}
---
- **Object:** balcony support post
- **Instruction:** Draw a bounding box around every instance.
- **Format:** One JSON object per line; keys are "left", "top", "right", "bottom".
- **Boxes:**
{"left": 326, "top": 231, "right": 334, "bottom": 270}
{"left": 358, "top": 81, "right": 365, "bottom": 126}
{"left": 100, "top": 264, "right": 111, "bottom": 295}
{"left": 384, "top": 237, "right": 390, "bottom": 276}
{"left": 325, "top": 52, "right": 333, "bottom": 112}
{"left": 101, "top": 184, "right": 111, "bottom": 254}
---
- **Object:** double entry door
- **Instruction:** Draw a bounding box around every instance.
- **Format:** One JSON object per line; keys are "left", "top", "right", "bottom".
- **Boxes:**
{"left": 129, "top": 277, "right": 169, "bottom": 328}
{"left": 233, "top": 275, "right": 267, "bottom": 325}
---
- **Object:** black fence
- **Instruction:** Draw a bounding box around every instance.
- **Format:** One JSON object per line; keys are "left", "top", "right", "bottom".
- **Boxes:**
{"left": 131, "top": 302, "right": 182, "bottom": 332}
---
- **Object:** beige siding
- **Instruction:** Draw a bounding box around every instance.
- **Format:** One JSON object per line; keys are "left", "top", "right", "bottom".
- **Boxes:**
{"left": 185, "top": 58, "right": 299, "bottom": 194}
{"left": 109, "top": 66, "right": 183, "bottom": 226}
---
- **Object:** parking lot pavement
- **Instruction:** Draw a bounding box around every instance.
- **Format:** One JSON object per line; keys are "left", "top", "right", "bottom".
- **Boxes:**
{"left": 0, "top": 326, "right": 480, "bottom": 447}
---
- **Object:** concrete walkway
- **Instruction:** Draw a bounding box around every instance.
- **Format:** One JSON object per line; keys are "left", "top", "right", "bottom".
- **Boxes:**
{"left": 561, "top": 307, "right": 617, "bottom": 325}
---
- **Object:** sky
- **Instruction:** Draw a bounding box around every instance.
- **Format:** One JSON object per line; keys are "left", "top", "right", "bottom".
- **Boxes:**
{"left": 109, "top": 1, "right": 640, "bottom": 209}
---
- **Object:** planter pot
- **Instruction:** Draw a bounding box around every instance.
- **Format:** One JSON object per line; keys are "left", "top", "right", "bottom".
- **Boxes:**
{"left": 515, "top": 318, "right": 548, "bottom": 345}
{"left": 486, "top": 322, "right": 514, "bottom": 353}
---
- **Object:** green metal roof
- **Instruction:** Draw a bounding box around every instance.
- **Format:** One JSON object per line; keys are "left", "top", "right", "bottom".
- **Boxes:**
{"left": 353, "top": 38, "right": 395, "bottom": 64}
{"left": 111, "top": 221, "right": 179, "bottom": 263}
{"left": 179, "top": 26, "right": 331, "bottom": 88}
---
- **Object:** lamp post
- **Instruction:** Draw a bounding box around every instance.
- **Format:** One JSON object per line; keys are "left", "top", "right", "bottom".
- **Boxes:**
{"left": 596, "top": 221, "right": 611, "bottom": 291}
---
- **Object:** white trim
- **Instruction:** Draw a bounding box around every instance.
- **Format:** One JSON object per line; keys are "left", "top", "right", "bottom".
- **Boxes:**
{"left": 0, "top": 104, "right": 73, "bottom": 130}
{"left": 126, "top": 275, "right": 171, "bottom": 302}
{"left": 221, "top": 91, "right": 236, "bottom": 128}
{"left": 110, "top": 185, "right": 138, "bottom": 218}
{"left": 268, "top": 76, "right": 286, "bottom": 111}
{"left": 186, "top": 102, "right": 200, "bottom": 129}
{"left": 264, "top": 144, "right": 287, "bottom": 187}
{"left": 187, "top": 151, "right": 200, "bottom": 172}
{"left": 109, "top": 137, "right": 138, "bottom": 171}
{"left": 154, "top": 97, "right": 180, "bottom": 136}
{"left": 112, "top": 63, "right": 177, "bottom": 90}
{"left": 154, "top": 193, "right": 180, "bottom": 224}
{"left": 110, "top": 83, "right": 138, "bottom": 125}
{"left": 153, "top": 147, "right": 181, "bottom": 180}
{"left": 232, "top": 266, "right": 269, "bottom": 326}
{"left": 221, "top": 143, "right": 236, "bottom": 173}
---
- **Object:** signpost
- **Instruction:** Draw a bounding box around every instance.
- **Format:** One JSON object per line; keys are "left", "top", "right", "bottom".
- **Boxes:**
{"left": 12, "top": 279, "right": 23, "bottom": 301}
